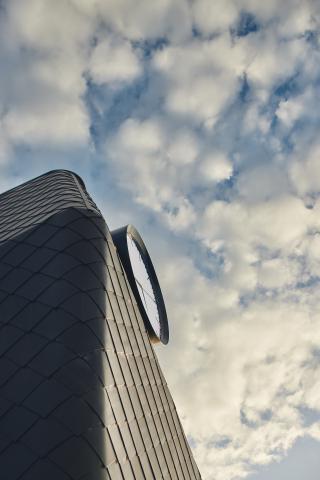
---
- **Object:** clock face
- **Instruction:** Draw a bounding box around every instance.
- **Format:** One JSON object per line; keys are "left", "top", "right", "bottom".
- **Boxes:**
{"left": 111, "top": 225, "right": 169, "bottom": 344}
{"left": 127, "top": 234, "right": 161, "bottom": 338}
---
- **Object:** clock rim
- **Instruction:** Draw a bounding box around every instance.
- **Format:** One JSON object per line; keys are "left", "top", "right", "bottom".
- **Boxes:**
{"left": 111, "top": 224, "right": 169, "bottom": 345}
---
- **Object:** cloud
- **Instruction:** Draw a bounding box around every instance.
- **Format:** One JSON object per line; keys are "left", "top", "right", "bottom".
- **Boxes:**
{"left": 158, "top": 250, "right": 320, "bottom": 479}
{"left": 152, "top": 35, "right": 247, "bottom": 125}
{"left": 290, "top": 143, "right": 320, "bottom": 197}
{"left": 245, "top": 36, "right": 305, "bottom": 91}
{"left": 107, "top": 117, "right": 200, "bottom": 228}
{"left": 1, "top": 1, "right": 320, "bottom": 480}
{"left": 3, "top": 101, "right": 89, "bottom": 146}
{"left": 192, "top": 0, "right": 238, "bottom": 35}
{"left": 0, "top": 0, "right": 91, "bottom": 147}
{"left": 167, "top": 129, "right": 199, "bottom": 165}
{"left": 88, "top": 37, "right": 141, "bottom": 86}
{"left": 7, "top": 0, "right": 92, "bottom": 50}
{"left": 236, "top": 164, "right": 290, "bottom": 202}
{"left": 72, "top": 0, "right": 192, "bottom": 42}
{"left": 257, "top": 257, "right": 299, "bottom": 289}
{"left": 97, "top": 9, "right": 320, "bottom": 476}
{"left": 200, "top": 151, "right": 233, "bottom": 183}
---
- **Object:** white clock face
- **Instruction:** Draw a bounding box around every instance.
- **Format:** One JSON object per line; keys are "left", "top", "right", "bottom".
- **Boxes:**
{"left": 127, "top": 233, "right": 161, "bottom": 338}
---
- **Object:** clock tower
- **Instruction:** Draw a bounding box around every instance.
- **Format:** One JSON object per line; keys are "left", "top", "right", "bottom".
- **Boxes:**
{"left": 0, "top": 170, "right": 201, "bottom": 480}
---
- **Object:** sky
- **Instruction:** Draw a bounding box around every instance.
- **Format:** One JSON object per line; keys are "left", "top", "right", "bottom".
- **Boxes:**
{"left": 0, "top": 0, "right": 320, "bottom": 479}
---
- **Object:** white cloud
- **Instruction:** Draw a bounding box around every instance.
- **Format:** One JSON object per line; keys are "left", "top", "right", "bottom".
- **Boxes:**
{"left": 0, "top": 0, "right": 92, "bottom": 148}
{"left": 248, "top": 196, "right": 312, "bottom": 251}
{"left": 2, "top": 1, "right": 320, "bottom": 479}
{"left": 88, "top": 38, "right": 141, "bottom": 85}
{"left": 30, "top": 53, "right": 86, "bottom": 97}
{"left": 165, "top": 74, "right": 232, "bottom": 123}
{"left": 158, "top": 254, "right": 320, "bottom": 478}
{"left": 257, "top": 257, "right": 299, "bottom": 289}
{"left": 7, "top": 0, "right": 92, "bottom": 51}
{"left": 274, "top": 2, "right": 314, "bottom": 37}
{"left": 276, "top": 87, "right": 320, "bottom": 130}
{"left": 96, "top": 3, "right": 320, "bottom": 478}
{"left": 237, "top": 164, "right": 290, "bottom": 203}
{"left": 246, "top": 36, "right": 305, "bottom": 91}
{"left": 242, "top": 104, "right": 272, "bottom": 135}
{"left": 152, "top": 35, "right": 247, "bottom": 125}
{"left": 116, "top": 118, "right": 164, "bottom": 154}
{"left": 200, "top": 152, "right": 233, "bottom": 182}
{"left": 167, "top": 130, "right": 199, "bottom": 165}
{"left": 276, "top": 98, "right": 305, "bottom": 129}
{"left": 73, "top": 0, "right": 192, "bottom": 42}
{"left": 159, "top": 190, "right": 320, "bottom": 479}
{"left": 290, "top": 143, "right": 320, "bottom": 196}
{"left": 192, "top": 0, "right": 238, "bottom": 35}
{"left": 240, "top": 0, "right": 311, "bottom": 26}
{"left": 0, "top": 122, "right": 11, "bottom": 164}
{"left": 107, "top": 117, "right": 199, "bottom": 230}
{"left": 107, "top": 117, "right": 170, "bottom": 211}
{"left": 304, "top": 234, "right": 320, "bottom": 278}
{"left": 3, "top": 101, "right": 89, "bottom": 146}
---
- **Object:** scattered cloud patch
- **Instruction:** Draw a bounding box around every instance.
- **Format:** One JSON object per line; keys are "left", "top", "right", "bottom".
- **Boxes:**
{"left": 1, "top": 1, "right": 320, "bottom": 480}
{"left": 88, "top": 37, "right": 142, "bottom": 86}
{"left": 235, "top": 12, "right": 259, "bottom": 37}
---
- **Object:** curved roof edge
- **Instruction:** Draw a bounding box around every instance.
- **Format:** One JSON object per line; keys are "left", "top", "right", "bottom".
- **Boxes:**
{"left": 0, "top": 168, "right": 101, "bottom": 244}
{"left": 0, "top": 169, "right": 87, "bottom": 199}
{"left": 34, "top": 169, "right": 87, "bottom": 190}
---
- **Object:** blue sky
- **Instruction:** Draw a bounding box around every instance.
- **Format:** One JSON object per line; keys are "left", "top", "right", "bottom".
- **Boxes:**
{"left": 1, "top": 1, "right": 320, "bottom": 479}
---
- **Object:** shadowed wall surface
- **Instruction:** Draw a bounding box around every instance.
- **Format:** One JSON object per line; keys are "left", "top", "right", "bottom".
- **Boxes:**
{"left": 0, "top": 170, "right": 201, "bottom": 480}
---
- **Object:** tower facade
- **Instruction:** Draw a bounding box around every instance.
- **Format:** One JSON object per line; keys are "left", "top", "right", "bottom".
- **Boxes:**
{"left": 0, "top": 170, "right": 201, "bottom": 479}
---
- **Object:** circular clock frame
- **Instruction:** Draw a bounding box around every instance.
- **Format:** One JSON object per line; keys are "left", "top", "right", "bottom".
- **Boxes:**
{"left": 111, "top": 225, "right": 169, "bottom": 345}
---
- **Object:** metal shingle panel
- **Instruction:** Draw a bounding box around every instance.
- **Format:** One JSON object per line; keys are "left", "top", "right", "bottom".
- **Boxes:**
{"left": 0, "top": 171, "right": 201, "bottom": 479}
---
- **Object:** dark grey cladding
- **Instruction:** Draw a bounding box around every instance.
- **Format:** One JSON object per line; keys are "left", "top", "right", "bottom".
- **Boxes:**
{"left": 0, "top": 170, "right": 201, "bottom": 479}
